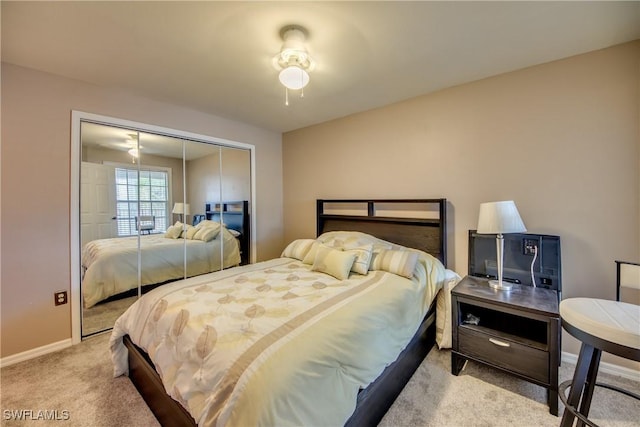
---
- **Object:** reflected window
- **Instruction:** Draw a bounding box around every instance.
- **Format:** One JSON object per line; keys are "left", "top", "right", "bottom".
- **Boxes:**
{"left": 115, "top": 167, "right": 169, "bottom": 235}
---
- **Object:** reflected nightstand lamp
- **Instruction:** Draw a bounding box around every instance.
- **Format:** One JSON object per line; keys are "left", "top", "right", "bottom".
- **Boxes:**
{"left": 172, "top": 202, "right": 190, "bottom": 222}
{"left": 476, "top": 200, "right": 527, "bottom": 291}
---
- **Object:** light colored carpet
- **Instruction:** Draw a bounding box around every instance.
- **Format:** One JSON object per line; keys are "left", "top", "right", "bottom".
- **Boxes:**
{"left": 0, "top": 333, "right": 158, "bottom": 427}
{"left": 380, "top": 347, "right": 640, "bottom": 427}
{"left": 1, "top": 333, "right": 638, "bottom": 426}
{"left": 82, "top": 296, "right": 138, "bottom": 335}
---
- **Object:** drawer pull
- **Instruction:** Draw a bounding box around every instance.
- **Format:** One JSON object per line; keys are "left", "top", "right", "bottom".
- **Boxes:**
{"left": 489, "top": 338, "right": 511, "bottom": 348}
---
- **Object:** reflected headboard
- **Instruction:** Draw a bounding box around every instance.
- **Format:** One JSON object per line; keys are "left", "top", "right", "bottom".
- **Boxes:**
{"left": 317, "top": 199, "right": 447, "bottom": 267}
{"left": 205, "top": 200, "right": 250, "bottom": 265}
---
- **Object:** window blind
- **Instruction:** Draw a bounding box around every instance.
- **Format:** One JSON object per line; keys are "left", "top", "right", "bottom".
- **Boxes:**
{"left": 115, "top": 168, "right": 169, "bottom": 236}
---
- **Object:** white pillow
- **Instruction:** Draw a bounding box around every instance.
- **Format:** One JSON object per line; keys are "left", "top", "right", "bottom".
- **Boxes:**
{"left": 195, "top": 219, "right": 220, "bottom": 229}
{"left": 302, "top": 241, "right": 321, "bottom": 265}
{"left": 317, "top": 231, "right": 394, "bottom": 251}
{"left": 164, "top": 225, "right": 182, "bottom": 239}
{"left": 281, "top": 239, "right": 315, "bottom": 261}
{"left": 369, "top": 249, "right": 419, "bottom": 278}
{"left": 184, "top": 225, "right": 198, "bottom": 239}
{"left": 311, "top": 245, "right": 357, "bottom": 280}
{"left": 194, "top": 226, "right": 220, "bottom": 242}
{"left": 303, "top": 241, "right": 373, "bottom": 275}
{"left": 182, "top": 224, "right": 197, "bottom": 239}
{"left": 345, "top": 244, "right": 373, "bottom": 275}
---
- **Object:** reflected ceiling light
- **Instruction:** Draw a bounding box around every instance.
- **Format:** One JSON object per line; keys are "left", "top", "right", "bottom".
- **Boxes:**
{"left": 274, "top": 25, "right": 315, "bottom": 105}
{"left": 125, "top": 133, "right": 140, "bottom": 163}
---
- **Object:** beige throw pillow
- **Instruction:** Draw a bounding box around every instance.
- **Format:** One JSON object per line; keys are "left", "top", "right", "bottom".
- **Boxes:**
{"left": 302, "top": 242, "right": 321, "bottom": 265}
{"left": 345, "top": 244, "right": 373, "bottom": 275}
{"left": 185, "top": 225, "right": 198, "bottom": 239}
{"left": 195, "top": 219, "right": 220, "bottom": 229}
{"left": 194, "top": 226, "right": 220, "bottom": 242}
{"left": 370, "top": 249, "right": 419, "bottom": 278}
{"left": 164, "top": 225, "right": 182, "bottom": 239}
{"left": 311, "top": 245, "right": 357, "bottom": 280}
{"left": 281, "top": 239, "right": 315, "bottom": 261}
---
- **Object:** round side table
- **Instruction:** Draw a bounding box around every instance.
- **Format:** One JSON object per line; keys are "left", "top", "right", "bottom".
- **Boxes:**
{"left": 559, "top": 298, "right": 640, "bottom": 427}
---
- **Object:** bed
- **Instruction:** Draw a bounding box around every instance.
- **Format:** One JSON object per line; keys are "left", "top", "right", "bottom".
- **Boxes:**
{"left": 82, "top": 223, "right": 241, "bottom": 308}
{"left": 109, "top": 198, "right": 459, "bottom": 426}
{"left": 204, "top": 201, "right": 250, "bottom": 266}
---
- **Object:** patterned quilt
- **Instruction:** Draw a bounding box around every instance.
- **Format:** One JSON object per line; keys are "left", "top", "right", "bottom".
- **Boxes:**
{"left": 110, "top": 253, "right": 452, "bottom": 426}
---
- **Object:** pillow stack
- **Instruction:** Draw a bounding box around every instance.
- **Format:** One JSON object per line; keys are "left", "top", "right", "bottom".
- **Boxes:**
{"left": 280, "top": 234, "right": 418, "bottom": 280}
{"left": 164, "top": 220, "right": 221, "bottom": 242}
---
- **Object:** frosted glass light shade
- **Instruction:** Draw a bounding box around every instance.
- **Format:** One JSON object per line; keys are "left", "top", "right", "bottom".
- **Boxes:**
{"left": 477, "top": 201, "right": 526, "bottom": 234}
{"left": 279, "top": 66, "right": 309, "bottom": 90}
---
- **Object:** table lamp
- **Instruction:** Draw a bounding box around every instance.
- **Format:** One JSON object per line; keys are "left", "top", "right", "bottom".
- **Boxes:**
{"left": 477, "top": 200, "right": 527, "bottom": 291}
{"left": 172, "top": 202, "right": 190, "bottom": 222}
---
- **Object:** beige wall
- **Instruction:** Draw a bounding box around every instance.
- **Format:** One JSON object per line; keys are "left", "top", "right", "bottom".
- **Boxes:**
{"left": 283, "top": 41, "right": 640, "bottom": 365}
{"left": 186, "top": 148, "right": 252, "bottom": 217}
{"left": 1, "top": 63, "right": 284, "bottom": 357}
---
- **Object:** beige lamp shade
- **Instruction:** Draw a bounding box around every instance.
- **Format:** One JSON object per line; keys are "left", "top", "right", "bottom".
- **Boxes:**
{"left": 477, "top": 200, "right": 526, "bottom": 234}
{"left": 172, "top": 202, "right": 191, "bottom": 215}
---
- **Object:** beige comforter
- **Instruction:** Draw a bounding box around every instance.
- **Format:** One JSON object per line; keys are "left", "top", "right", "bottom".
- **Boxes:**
{"left": 82, "top": 229, "right": 240, "bottom": 308}
{"left": 110, "top": 250, "right": 454, "bottom": 426}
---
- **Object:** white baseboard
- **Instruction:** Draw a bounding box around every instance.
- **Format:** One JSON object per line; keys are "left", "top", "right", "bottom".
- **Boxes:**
{"left": 562, "top": 351, "right": 640, "bottom": 382}
{"left": 0, "top": 339, "right": 72, "bottom": 368}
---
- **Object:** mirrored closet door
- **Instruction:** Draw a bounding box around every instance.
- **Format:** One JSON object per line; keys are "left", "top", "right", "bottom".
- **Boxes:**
{"left": 78, "top": 120, "right": 252, "bottom": 338}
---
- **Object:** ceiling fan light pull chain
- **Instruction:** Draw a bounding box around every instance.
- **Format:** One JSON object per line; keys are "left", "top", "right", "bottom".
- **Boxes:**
{"left": 285, "top": 87, "right": 289, "bottom": 106}
{"left": 300, "top": 67, "right": 304, "bottom": 98}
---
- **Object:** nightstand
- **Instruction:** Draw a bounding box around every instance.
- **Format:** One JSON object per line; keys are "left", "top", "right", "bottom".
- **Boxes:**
{"left": 451, "top": 275, "right": 561, "bottom": 415}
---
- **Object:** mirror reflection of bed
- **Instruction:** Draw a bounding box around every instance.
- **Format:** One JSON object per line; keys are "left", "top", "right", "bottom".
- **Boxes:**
{"left": 81, "top": 203, "right": 248, "bottom": 334}
{"left": 80, "top": 121, "right": 251, "bottom": 337}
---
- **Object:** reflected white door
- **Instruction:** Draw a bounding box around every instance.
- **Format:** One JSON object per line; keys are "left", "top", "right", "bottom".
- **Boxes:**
{"left": 81, "top": 162, "right": 116, "bottom": 247}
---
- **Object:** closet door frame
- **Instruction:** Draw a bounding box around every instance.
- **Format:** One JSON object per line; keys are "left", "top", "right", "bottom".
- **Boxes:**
{"left": 70, "top": 111, "right": 256, "bottom": 344}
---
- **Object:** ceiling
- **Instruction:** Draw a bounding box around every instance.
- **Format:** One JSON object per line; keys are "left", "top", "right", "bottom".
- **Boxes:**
{"left": 2, "top": 1, "right": 639, "bottom": 133}
{"left": 81, "top": 122, "right": 230, "bottom": 161}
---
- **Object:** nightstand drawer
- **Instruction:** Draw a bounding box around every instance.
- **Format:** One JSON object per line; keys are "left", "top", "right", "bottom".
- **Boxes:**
{"left": 459, "top": 326, "right": 549, "bottom": 383}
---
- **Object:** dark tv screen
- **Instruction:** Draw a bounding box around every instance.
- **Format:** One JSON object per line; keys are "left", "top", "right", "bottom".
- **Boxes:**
{"left": 468, "top": 230, "right": 562, "bottom": 292}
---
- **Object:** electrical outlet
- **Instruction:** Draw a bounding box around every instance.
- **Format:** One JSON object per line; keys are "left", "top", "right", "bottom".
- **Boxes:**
{"left": 523, "top": 238, "right": 538, "bottom": 255}
{"left": 54, "top": 290, "right": 68, "bottom": 306}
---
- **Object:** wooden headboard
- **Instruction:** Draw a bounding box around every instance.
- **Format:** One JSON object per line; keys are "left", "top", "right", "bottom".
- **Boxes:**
{"left": 205, "top": 200, "right": 250, "bottom": 265}
{"left": 317, "top": 199, "right": 447, "bottom": 267}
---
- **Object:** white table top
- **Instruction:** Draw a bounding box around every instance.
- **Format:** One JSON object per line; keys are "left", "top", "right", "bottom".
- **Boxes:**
{"left": 560, "top": 298, "right": 640, "bottom": 350}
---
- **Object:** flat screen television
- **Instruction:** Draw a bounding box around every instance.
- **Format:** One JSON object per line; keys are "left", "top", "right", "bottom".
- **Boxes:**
{"left": 468, "top": 230, "right": 562, "bottom": 293}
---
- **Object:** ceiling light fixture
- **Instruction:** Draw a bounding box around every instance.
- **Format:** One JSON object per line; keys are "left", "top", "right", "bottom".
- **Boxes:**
{"left": 274, "top": 25, "right": 315, "bottom": 106}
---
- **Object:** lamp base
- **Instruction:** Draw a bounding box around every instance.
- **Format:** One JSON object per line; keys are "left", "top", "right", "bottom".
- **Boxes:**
{"left": 488, "top": 280, "right": 512, "bottom": 291}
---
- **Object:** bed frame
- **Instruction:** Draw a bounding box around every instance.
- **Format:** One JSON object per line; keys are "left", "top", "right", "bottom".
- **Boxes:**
{"left": 123, "top": 198, "right": 448, "bottom": 426}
